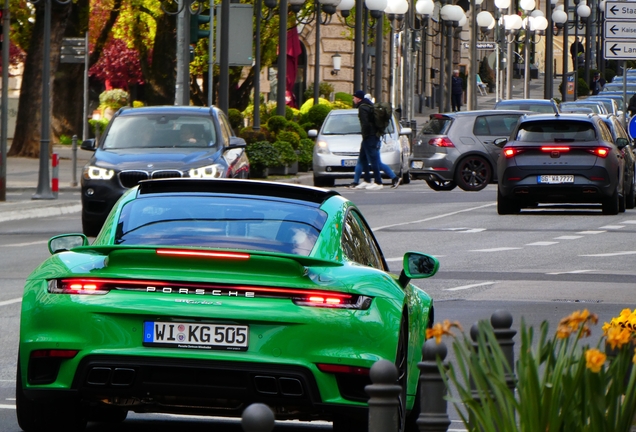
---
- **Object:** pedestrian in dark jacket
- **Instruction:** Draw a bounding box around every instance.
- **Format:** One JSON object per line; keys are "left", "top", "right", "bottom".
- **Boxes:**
{"left": 352, "top": 90, "right": 384, "bottom": 190}
{"left": 590, "top": 72, "right": 606, "bottom": 95}
{"left": 451, "top": 70, "right": 463, "bottom": 112}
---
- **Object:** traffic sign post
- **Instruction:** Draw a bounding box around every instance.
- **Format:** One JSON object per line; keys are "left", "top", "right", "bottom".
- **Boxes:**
{"left": 604, "top": 2, "right": 636, "bottom": 60}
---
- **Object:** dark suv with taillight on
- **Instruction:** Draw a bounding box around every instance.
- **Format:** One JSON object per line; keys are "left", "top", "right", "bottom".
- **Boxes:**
{"left": 410, "top": 110, "right": 530, "bottom": 191}
{"left": 496, "top": 113, "right": 627, "bottom": 215}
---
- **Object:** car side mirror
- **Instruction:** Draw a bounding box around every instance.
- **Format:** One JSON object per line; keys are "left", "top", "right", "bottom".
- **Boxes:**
{"left": 308, "top": 130, "right": 318, "bottom": 138}
{"left": 616, "top": 137, "right": 629, "bottom": 149}
{"left": 398, "top": 252, "right": 439, "bottom": 288}
{"left": 81, "top": 139, "right": 96, "bottom": 151}
{"left": 48, "top": 233, "right": 89, "bottom": 254}
{"left": 494, "top": 138, "right": 508, "bottom": 148}
{"left": 228, "top": 136, "right": 247, "bottom": 148}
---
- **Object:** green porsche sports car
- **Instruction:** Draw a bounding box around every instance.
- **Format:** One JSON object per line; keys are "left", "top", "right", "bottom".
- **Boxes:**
{"left": 16, "top": 178, "right": 438, "bottom": 432}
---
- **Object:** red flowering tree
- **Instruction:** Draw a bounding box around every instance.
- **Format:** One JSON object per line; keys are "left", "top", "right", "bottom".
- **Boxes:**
{"left": 88, "top": 38, "right": 145, "bottom": 90}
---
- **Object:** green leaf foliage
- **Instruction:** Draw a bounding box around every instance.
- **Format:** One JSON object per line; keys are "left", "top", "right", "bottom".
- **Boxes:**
{"left": 228, "top": 109, "right": 245, "bottom": 132}
{"left": 298, "top": 138, "right": 314, "bottom": 172}
{"left": 335, "top": 92, "right": 353, "bottom": 107}
{"left": 239, "top": 126, "right": 271, "bottom": 146}
{"left": 271, "top": 141, "right": 298, "bottom": 167}
{"left": 277, "top": 130, "right": 300, "bottom": 150}
{"left": 246, "top": 141, "right": 279, "bottom": 170}
{"left": 267, "top": 115, "right": 288, "bottom": 135}
{"left": 304, "top": 104, "right": 332, "bottom": 131}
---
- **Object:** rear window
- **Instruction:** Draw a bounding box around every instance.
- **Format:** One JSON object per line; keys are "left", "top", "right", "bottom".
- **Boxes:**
{"left": 115, "top": 196, "right": 327, "bottom": 256}
{"left": 514, "top": 120, "right": 597, "bottom": 142}
{"left": 420, "top": 116, "right": 452, "bottom": 135}
{"left": 473, "top": 115, "right": 521, "bottom": 136}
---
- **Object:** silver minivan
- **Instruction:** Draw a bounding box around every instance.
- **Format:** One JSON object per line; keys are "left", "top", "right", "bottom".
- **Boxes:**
{"left": 309, "top": 109, "right": 412, "bottom": 187}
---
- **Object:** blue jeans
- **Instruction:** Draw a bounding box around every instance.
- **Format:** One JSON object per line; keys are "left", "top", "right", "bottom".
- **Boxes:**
{"left": 353, "top": 138, "right": 396, "bottom": 184}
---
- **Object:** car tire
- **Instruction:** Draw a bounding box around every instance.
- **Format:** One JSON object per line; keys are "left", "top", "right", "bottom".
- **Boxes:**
{"left": 16, "top": 358, "right": 88, "bottom": 432}
{"left": 602, "top": 189, "right": 620, "bottom": 215}
{"left": 497, "top": 189, "right": 521, "bottom": 215}
{"left": 332, "top": 414, "right": 368, "bottom": 432}
{"left": 627, "top": 175, "right": 636, "bottom": 210}
{"left": 454, "top": 156, "right": 492, "bottom": 191}
{"left": 313, "top": 175, "right": 335, "bottom": 188}
{"left": 619, "top": 192, "right": 626, "bottom": 213}
{"left": 425, "top": 180, "right": 457, "bottom": 191}
{"left": 82, "top": 214, "right": 102, "bottom": 237}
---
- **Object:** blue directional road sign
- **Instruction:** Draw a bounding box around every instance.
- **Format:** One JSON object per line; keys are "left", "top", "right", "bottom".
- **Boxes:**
{"left": 628, "top": 115, "right": 636, "bottom": 140}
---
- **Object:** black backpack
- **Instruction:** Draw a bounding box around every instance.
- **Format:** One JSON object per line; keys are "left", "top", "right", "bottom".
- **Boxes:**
{"left": 372, "top": 102, "right": 392, "bottom": 137}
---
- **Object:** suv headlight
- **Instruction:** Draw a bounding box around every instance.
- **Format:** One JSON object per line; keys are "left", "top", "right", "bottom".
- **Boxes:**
{"left": 83, "top": 166, "right": 115, "bottom": 180}
{"left": 380, "top": 139, "right": 399, "bottom": 153}
{"left": 316, "top": 140, "right": 330, "bottom": 155}
{"left": 189, "top": 164, "right": 225, "bottom": 178}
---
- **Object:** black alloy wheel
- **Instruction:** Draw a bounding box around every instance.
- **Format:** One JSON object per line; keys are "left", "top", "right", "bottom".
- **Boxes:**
{"left": 602, "top": 188, "right": 620, "bottom": 215}
{"left": 425, "top": 179, "right": 457, "bottom": 191}
{"left": 454, "top": 156, "right": 492, "bottom": 191}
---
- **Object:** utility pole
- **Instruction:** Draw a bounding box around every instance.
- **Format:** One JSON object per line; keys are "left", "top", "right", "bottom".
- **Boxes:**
{"left": 175, "top": 0, "right": 191, "bottom": 105}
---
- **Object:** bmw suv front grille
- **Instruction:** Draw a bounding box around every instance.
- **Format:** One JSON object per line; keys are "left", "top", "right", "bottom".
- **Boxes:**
{"left": 119, "top": 170, "right": 183, "bottom": 188}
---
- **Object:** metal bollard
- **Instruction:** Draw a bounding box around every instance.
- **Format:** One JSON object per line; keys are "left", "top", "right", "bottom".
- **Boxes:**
{"left": 416, "top": 339, "right": 451, "bottom": 432}
{"left": 71, "top": 135, "right": 78, "bottom": 187}
{"left": 365, "top": 359, "right": 401, "bottom": 432}
{"left": 51, "top": 153, "right": 59, "bottom": 199}
{"left": 491, "top": 309, "right": 516, "bottom": 391}
{"left": 241, "top": 403, "right": 275, "bottom": 432}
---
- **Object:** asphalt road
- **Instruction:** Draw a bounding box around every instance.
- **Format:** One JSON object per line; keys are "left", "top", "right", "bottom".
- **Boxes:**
{"left": 0, "top": 180, "right": 634, "bottom": 431}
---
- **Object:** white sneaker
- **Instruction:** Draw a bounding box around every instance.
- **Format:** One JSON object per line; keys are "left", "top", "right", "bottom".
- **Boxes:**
{"left": 354, "top": 181, "right": 371, "bottom": 190}
{"left": 366, "top": 182, "right": 384, "bottom": 191}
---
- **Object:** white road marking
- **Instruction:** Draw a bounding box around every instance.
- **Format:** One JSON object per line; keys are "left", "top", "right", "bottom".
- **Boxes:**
{"left": 580, "top": 251, "right": 636, "bottom": 257}
{"left": 444, "top": 282, "right": 496, "bottom": 291}
{"left": 0, "top": 404, "right": 15, "bottom": 409}
{"left": 526, "top": 241, "right": 559, "bottom": 246}
{"left": 5, "top": 240, "right": 47, "bottom": 247}
{"left": 621, "top": 220, "right": 636, "bottom": 224}
{"left": 577, "top": 230, "right": 605, "bottom": 234}
{"left": 461, "top": 228, "right": 486, "bottom": 233}
{"left": 470, "top": 247, "right": 522, "bottom": 252}
{"left": 547, "top": 270, "right": 595, "bottom": 275}
{"left": 0, "top": 203, "right": 81, "bottom": 223}
{"left": 599, "top": 225, "right": 625, "bottom": 229}
{"left": 373, "top": 203, "right": 495, "bottom": 231}
{"left": 0, "top": 298, "right": 21, "bottom": 307}
{"left": 554, "top": 235, "right": 583, "bottom": 240}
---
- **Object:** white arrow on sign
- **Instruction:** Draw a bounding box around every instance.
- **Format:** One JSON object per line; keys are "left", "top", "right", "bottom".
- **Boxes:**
{"left": 605, "top": 1, "right": 636, "bottom": 19}
{"left": 604, "top": 21, "right": 636, "bottom": 38}
{"left": 604, "top": 40, "right": 636, "bottom": 59}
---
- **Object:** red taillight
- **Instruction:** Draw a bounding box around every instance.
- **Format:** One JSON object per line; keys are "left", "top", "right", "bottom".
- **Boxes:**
{"left": 541, "top": 146, "right": 571, "bottom": 152}
{"left": 49, "top": 279, "right": 110, "bottom": 295}
{"left": 588, "top": 147, "right": 610, "bottom": 158}
{"left": 503, "top": 148, "right": 517, "bottom": 158}
{"left": 317, "top": 363, "right": 370, "bottom": 376}
{"left": 428, "top": 137, "right": 455, "bottom": 147}
{"left": 307, "top": 296, "right": 342, "bottom": 305}
{"left": 156, "top": 249, "right": 250, "bottom": 260}
{"left": 30, "top": 349, "right": 79, "bottom": 359}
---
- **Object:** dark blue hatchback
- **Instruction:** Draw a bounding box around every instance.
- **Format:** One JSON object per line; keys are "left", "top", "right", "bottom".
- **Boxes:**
{"left": 80, "top": 106, "right": 250, "bottom": 236}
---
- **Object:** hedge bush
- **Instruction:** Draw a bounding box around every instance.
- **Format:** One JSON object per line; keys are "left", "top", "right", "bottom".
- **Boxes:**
{"left": 298, "top": 138, "right": 314, "bottom": 172}
{"left": 272, "top": 141, "right": 298, "bottom": 167}
{"left": 246, "top": 141, "right": 280, "bottom": 171}
{"left": 277, "top": 130, "right": 300, "bottom": 150}
{"left": 267, "top": 115, "right": 288, "bottom": 135}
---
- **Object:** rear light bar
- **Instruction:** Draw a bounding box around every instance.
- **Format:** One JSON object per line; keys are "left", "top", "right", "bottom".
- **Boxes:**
{"left": 541, "top": 146, "right": 571, "bottom": 152}
{"left": 317, "top": 363, "right": 370, "bottom": 376}
{"left": 47, "top": 278, "right": 372, "bottom": 309}
{"left": 156, "top": 249, "right": 250, "bottom": 260}
{"left": 428, "top": 137, "right": 455, "bottom": 148}
{"left": 30, "top": 349, "right": 79, "bottom": 359}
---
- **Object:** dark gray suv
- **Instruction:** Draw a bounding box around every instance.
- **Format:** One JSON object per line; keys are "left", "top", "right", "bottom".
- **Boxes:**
{"left": 410, "top": 110, "right": 529, "bottom": 191}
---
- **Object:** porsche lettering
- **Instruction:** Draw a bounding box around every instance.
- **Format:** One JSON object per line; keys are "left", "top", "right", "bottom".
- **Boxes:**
{"left": 146, "top": 286, "right": 255, "bottom": 297}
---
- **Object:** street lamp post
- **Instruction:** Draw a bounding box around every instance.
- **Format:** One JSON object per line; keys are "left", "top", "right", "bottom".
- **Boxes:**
{"left": 253, "top": 0, "right": 278, "bottom": 130}
{"left": 30, "top": 0, "right": 72, "bottom": 200}
{"left": 440, "top": 4, "right": 464, "bottom": 112}
{"left": 495, "top": 0, "right": 511, "bottom": 102}
{"left": 574, "top": 1, "right": 591, "bottom": 98}
{"left": 364, "top": 0, "right": 387, "bottom": 99}
{"left": 519, "top": 0, "right": 537, "bottom": 99}
{"left": 552, "top": 5, "right": 568, "bottom": 100}
{"left": 544, "top": 0, "right": 558, "bottom": 99}
{"left": 523, "top": 13, "right": 548, "bottom": 98}
{"left": 503, "top": 13, "right": 522, "bottom": 100}
{"left": 415, "top": 0, "right": 435, "bottom": 112}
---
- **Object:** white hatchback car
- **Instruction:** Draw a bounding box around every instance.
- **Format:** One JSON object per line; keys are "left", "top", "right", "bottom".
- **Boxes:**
{"left": 309, "top": 109, "right": 412, "bottom": 187}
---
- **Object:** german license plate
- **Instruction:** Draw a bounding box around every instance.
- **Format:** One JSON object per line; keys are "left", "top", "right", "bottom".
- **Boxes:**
{"left": 143, "top": 321, "right": 248, "bottom": 351}
{"left": 411, "top": 161, "right": 424, "bottom": 169}
{"left": 538, "top": 175, "right": 574, "bottom": 184}
{"left": 341, "top": 159, "right": 358, "bottom": 167}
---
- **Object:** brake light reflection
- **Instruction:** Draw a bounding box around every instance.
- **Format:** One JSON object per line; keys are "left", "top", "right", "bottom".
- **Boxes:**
{"left": 317, "top": 363, "right": 370, "bottom": 375}
{"left": 428, "top": 137, "right": 455, "bottom": 148}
